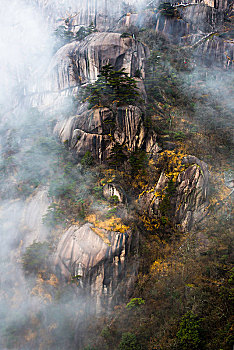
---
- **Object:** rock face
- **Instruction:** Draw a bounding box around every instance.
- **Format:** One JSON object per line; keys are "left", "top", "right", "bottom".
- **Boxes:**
{"left": 118, "top": 2, "right": 233, "bottom": 69}
{"left": 54, "top": 223, "right": 135, "bottom": 313}
{"left": 54, "top": 105, "right": 159, "bottom": 161}
{"left": 0, "top": 188, "right": 51, "bottom": 254}
{"left": 103, "top": 183, "right": 126, "bottom": 203}
{"left": 153, "top": 4, "right": 223, "bottom": 43}
{"left": 194, "top": 35, "right": 234, "bottom": 68}
{"left": 21, "top": 188, "right": 51, "bottom": 248}
{"left": 139, "top": 156, "right": 209, "bottom": 231}
{"left": 34, "top": 0, "right": 142, "bottom": 31}
{"left": 45, "top": 32, "right": 148, "bottom": 91}
{"left": 35, "top": 32, "right": 149, "bottom": 110}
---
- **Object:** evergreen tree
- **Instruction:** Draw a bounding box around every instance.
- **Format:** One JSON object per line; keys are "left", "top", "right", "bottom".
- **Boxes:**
{"left": 108, "top": 142, "right": 128, "bottom": 169}
{"left": 82, "top": 64, "right": 142, "bottom": 108}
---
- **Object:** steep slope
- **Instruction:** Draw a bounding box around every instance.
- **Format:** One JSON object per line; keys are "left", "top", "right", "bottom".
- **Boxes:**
{"left": 0, "top": 1, "right": 233, "bottom": 349}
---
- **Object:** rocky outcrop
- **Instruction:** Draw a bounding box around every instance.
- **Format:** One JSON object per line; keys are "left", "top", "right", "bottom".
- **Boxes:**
{"left": 103, "top": 183, "right": 126, "bottom": 203}
{"left": 54, "top": 223, "right": 135, "bottom": 313}
{"left": 45, "top": 32, "right": 149, "bottom": 92}
{"left": 202, "top": 0, "right": 233, "bottom": 11}
{"left": 21, "top": 188, "right": 51, "bottom": 248}
{"left": 54, "top": 105, "right": 159, "bottom": 161}
{"left": 178, "top": 4, "right": 224, "bottom": 32}
{"left": 139, "top": 155, "right": 209, "bottom": 231}
{"left": 34, "top": 32, "right": 149, "bottom": 110}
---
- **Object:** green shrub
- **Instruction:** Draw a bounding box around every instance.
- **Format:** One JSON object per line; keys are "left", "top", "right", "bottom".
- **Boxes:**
{"left": 129, "top": 150, "right": 148, "bottom": 175}
{"left": 110, "top": 195, "right": 120, "bottom": 205}
{"left": 108, "top": 142, "right": 128, "bottom": 169}
{"left": 173, "top": 131, "right": 186, "bottom": 141}
{"left": 126, "top": 298, "right": 145, "bottom": 310}
{"left": 75, "top": 22, "right": 97, "bottom": 41}
{"left": 177, "top": 312, "right": 204, "bottom": 350}
{"left": 92, "top": 185, "right": 103, "bottom": 199}
{"left": 101, "top": 326, "right": 112, "bottom": 340}
{"left": 81, "top": 151, "right": 94, "bottom": 168}
{"left": 54, "top": 22, "right": 97, "bottom": 51}
{"left": 119, "top": 332, "right": 140, "bottom": 350}
{"left": 120, "top": 32, "right": 132, "bottom": 38}
{"left": 106, "top": 208, "right": 117, "bottom": 218}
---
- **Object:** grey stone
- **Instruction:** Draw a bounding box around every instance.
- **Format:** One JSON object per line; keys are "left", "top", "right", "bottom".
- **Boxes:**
{"left": 139, "top": 156, "right": 209, "bottom": 231}
{"left": 54, "top": 105, "right": 158, "bottom": 161}
{"left": 103, "top": 183, "right": 126, "bottom": 203}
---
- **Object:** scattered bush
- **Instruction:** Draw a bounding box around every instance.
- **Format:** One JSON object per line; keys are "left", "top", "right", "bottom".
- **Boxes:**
{"left": 48, "top": 178, "right": 76, "bottom": 199}
{"left": 126, "top": 298, "right": 145, "bottom": 310}
{"left": 92, "top": 185, "right": 103, "bottom": 199}
{"left": 42, "top": 203, "right": 66, "bottom": 228}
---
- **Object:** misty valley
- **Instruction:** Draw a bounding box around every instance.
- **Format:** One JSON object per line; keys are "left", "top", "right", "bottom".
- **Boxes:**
{"left": 0, "top": 0, "right": 233, "bottom": 349}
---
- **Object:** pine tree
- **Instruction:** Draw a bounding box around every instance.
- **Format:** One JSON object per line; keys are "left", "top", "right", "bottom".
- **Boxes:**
{"left": 108, "top": 142, "right": 128, "bottom": 169}
{"left": 82, "top": 64, "right": 142, "bottom": 108}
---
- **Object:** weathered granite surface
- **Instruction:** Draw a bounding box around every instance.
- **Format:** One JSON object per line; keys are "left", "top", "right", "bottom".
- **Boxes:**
{"left": 46, "top": 32, "right": 149, "bottom": 91}
{"left": 139, "top": 155, "right": 209, "bottom": 231}
{"left": 54, "top": 105, "right": 159, "bottom": 161}
{"left": 54, "top": 223, "right": 136, "bottom": 313}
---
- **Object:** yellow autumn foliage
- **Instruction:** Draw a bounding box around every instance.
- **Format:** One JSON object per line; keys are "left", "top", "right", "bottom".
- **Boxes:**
{"left": 159, "top": 149, "right": 187, "bottom": 181}
{"left": 86, "top": 213, "right": 129, "bottom": 234}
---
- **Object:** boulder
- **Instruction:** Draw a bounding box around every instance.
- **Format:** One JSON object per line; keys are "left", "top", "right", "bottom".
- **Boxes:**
{"left": 33, "top": 32, "right": 149, "bottom": 111}
{"left": 54, "top": 223, "right": 133, "bottom": 313}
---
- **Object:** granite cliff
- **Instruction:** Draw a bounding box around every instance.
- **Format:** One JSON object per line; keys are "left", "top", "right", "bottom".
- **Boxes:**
{"left": 0, "top": 0, "right": 232, "bottom": 349}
